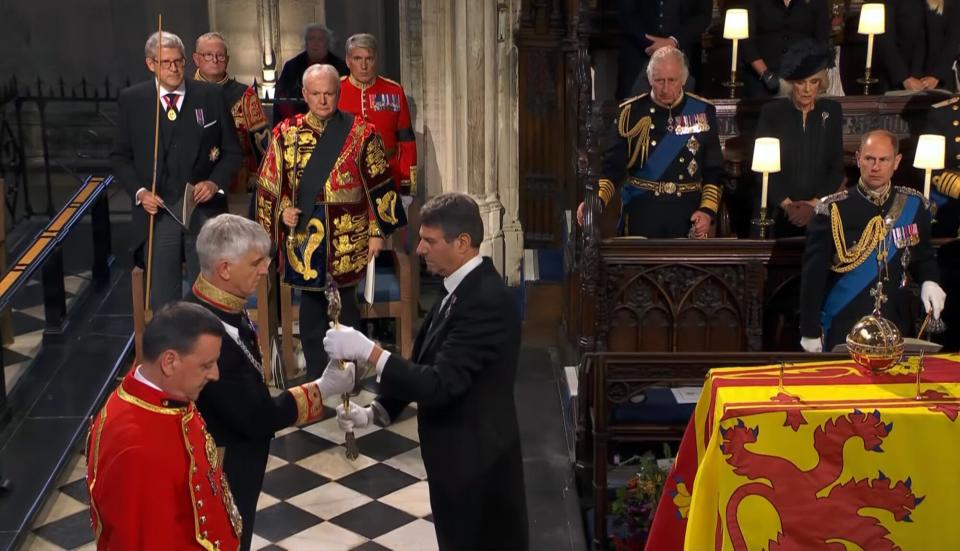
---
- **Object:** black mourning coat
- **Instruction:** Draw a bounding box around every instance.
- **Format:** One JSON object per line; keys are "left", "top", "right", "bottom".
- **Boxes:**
{"left": 374, "top": 258, "right": 528, "bottom": 551}
{"left": 189, "top": 289, "right": 302, "bottom": 551}
{"left": 800, "top": 186, "right": 939, "bottom": 349}
{"left": 740, "top": 0, "right": 831, "bottom": 72}
{"left": 110, "top": 78, "right": 241, "bottom": 248}
{"left": 754, "top": 98, "right": 845, "bottom": 237}
{"left": 879, "top": 0, "right": 960, "bottom": 90}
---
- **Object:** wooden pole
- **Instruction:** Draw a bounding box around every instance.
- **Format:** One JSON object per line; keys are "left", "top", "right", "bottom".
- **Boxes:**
{"left": 144, "top": 14, "right": 163, "bottom": 318}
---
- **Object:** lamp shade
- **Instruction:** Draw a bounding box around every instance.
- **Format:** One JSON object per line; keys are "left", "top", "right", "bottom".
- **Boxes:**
{"left": 723, "top": 9, "right": 749, "bottom": 40}
{"left": 858, "top": 4, "right": 885, "bottom": 35}
{"left": 913, "top": 134, "right": 946, "bottom": 170}
{"left": 751, "top": 138, "right": 781, "bottom": 173}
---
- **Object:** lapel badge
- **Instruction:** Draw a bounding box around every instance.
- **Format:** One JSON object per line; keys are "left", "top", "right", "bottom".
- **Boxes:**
{"left": 209, "top": 147, "right": 220, "bottom": 162}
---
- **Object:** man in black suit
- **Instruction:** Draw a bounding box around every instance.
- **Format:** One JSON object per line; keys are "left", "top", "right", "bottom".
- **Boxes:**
{"left": 616, "top": 0, "right": 712, "bottom": 98}
{"left": 324, "top": 193, "right": 528, "bottom": 551}
{"left": 111, "top": 31, "right": 242, "bottom": 309}
{"left": 273, "top": 23, "right": 349, "bottom": 123}
{"left": 188, "top": 214, "right": 355, "bottom": 551}
{"left": 878, "top": 0, "right": 960, "bottom": 92}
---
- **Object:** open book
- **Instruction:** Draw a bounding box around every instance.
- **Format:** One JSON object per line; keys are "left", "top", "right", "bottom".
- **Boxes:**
{"left": 160, "top": 183, "right": 199, "bottom": 231}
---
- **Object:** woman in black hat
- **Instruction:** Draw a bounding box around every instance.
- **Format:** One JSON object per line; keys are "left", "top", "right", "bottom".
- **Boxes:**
{"left": 753, "top": 39, "right": 845, "bottom": 238}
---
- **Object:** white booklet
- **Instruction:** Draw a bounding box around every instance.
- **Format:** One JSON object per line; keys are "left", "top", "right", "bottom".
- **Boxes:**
{"left": 364, "top": 257, "right": 375, "bottom": 305}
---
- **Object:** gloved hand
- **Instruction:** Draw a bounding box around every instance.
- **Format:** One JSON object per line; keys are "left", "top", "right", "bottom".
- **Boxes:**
{"left": 800, "top": 336, "right": 823, "bottom": 353}
{"left": 336, "top": 402, "right": 374, "bottom": 432}
{"left": 760, "top": 70, "right": 781, "bottom": 93}
{"left": 316, "top": 360, "right": 355, "bottom": 398}
{"left": 921, "top": 281, "right": 947, "bottom": 319}
{"left": 323, "top": 324, "right": 375, "bottom": 363}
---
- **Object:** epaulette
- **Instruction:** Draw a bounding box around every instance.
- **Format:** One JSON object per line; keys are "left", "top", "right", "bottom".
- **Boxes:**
{"left": 816, "top": 190, "right": 848, "bottom": 215}
{"left": 379, "top": 75, "right": 402, "bottom": 88}
{"left": 684, "top": 92, "right": 714, "bottom": 106}
{"left": 932, "top": 96, "right": 959, "bottom": 109}
{"left": 618, "top": 93, "right": 648, "bottom": 109}
{"left": 894, "top": 185, "right": 932, "bottom": 210}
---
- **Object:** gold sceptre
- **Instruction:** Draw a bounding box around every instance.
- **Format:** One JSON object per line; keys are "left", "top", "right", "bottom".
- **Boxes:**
{"left": 325, "top": 274, "right": 360, "bottom": 460}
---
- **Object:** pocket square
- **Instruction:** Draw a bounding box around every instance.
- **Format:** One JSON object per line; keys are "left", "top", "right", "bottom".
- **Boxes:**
{"left": 202, "top": 119, "right": 219, "bottom": 129}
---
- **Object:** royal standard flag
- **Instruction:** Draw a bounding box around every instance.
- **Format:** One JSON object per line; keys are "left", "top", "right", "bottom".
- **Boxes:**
{"left": 647, "top": 354, "right": 960, "bottom": 551}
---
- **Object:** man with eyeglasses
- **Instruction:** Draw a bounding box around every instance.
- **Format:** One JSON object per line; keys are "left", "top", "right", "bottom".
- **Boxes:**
{"left": 193, "top": 32, "right": 269, "bottom": 202}
{"left": 273, "top": 23, "right": 349, "bottom": 124}
{"left": 800, "top": 129, "right": 946, "bottom": 352}
{"left": 112, "top": 31, "right": 242, "bottom": 310}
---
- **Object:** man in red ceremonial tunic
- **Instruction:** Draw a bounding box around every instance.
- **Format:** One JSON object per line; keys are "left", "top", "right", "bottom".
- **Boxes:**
{"left": 338, "top": 33, "right": 417, "bottom": 197}
{"left": 86, "top": 303, "right": 242, "bottom": 550}
{"left": 256, "top": 63, "right": 406, "bottom": 376}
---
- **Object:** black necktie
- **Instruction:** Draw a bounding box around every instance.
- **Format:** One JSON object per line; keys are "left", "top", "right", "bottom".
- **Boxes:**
{"left": 426, "top": 290, "right": 450, "bottom": 335}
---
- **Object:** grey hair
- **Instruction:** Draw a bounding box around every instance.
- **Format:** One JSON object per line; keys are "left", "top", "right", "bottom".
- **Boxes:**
{"left": 144, "top": 31, "right": 185, "bottom": 59}
{"left": 304, "top": 23, "right": 333, "bottom": 44}
{"left": 196, "top": 214, "right": 271, "bottom": 275}
{"left": 345, "top": 33, "right": 378, "bottom": 56}
{"left": 196, "top": 31, "right": 228, "bottom": 52}
{"left": 302, "top": 63, "right": 341, "bottom": 91}
{"left": 645, "top": 46, "right": 689, "bottom": 84}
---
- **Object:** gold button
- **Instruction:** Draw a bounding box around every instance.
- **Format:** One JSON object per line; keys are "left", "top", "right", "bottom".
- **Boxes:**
{"left": 200, "top": 515, "right": 207, "bottom": 524}
{"left": 198, "top": 499, "right": 204, "bottom": 508}
{"left": 202, "top": 530, "right": 208, "bottom": 538}
{"left": 678, "top": 175, "right": 684, "bottom": 181}
{"left": 953, "top": 120, "right": 958, "bottom": 126}
{"left": 679, "top": 157, "right": 685, "bottom": 163}
{"left": 192, "top": 465, "right": 197, "bottom": 473}
{"left": 651, "top": 140, "right": 657, "bottom": 146}
{"left": 195, "top": 484, "right": 201, "bottom": 492}
{"left": 955, "top": 154, "right": 960, "bottom": 160}
{"left": 649, "top": 108, "right": 655, "bottom": 113}
{"left": 650, "top": 124, "right": 655, "bottom": 130}
{"left": 953, "top": 105, "right": 958, "bottom": 111}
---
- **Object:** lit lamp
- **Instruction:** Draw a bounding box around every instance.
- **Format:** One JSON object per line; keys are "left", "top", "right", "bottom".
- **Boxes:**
{"left": 260, "top": 50, "right": 277, "bottom": 100}
{"left": 722, "top": 9, "right": 749, "bottom": 97}
{"left": 751, "top": 137, "right": 781, "bottom": 238}
{"left": 857, "top": 3, "right": 885, "bottom": 95}
{"left": 913, "top": 134, "right": 945, "bottom": 200}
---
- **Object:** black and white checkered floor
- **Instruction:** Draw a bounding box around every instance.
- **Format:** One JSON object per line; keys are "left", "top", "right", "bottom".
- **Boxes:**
{"left": 25, "top": 386, "right": 439, "bottom": 551}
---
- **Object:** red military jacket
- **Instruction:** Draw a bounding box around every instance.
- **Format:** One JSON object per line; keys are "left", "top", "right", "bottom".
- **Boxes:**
{"left": 86, "top": 370, "right": 242, "bottom": 551}
{"left": 338, "top": 75, "right": 417, "bottom": 195}
{"left": 256, "top": 110, "right": 406, "bottom": 290}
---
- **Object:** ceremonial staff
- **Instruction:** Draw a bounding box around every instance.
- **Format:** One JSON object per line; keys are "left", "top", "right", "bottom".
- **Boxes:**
{"left": 325, "top": 275, "right": 360, "bottom": 460}
{"left": 143, "top": 14, "right": 164, "bottom": 316}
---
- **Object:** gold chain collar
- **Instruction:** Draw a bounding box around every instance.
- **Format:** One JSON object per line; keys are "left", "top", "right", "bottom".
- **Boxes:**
{"left": 857, "top": 179, "right": 891, "bottom": 207}
{"left": 304, "top": 111, "right": 329, "bottom": 133}
{"left": 193, "top": 274, "right": 246, "bottom": 313}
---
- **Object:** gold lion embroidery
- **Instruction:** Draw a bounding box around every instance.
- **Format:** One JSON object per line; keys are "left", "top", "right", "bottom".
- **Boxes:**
{"left": 332, "top": 213, "right": 368, "bottom": 236}
{"left": 286, "top": 218, "right": 325, "bottom": 280}
{"left": 376, "top": 190, "right": 399, "bottom": 225}
{"left": 333, "top": 233, "right": 368, "bottom": 256}
{"left": 366, "top": 138, "right": 388, "bottom": 177}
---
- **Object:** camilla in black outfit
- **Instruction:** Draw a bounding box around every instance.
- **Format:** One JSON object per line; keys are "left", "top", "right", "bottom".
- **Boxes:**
{"left": 753, "top": 39, "right": 845, "bottom": 238}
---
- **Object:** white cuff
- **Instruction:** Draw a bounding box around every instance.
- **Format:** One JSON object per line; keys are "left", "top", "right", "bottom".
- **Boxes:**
{"left": 375, "top": 350, "right": 391, "bottom": 383}
{"left": 135, "top": 187, "right": 148, "bottom": 205}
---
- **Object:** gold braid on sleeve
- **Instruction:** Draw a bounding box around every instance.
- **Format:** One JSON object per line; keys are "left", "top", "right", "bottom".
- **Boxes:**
{"left": 618, "top": 105, "right": 652, "bottom": 170}
{"left": 830, "top": 203, "right": 884, "bottom": 273}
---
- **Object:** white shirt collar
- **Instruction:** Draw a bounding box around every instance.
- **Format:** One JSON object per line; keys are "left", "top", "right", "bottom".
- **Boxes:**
{"left": 134, "top": 365, "right": 163, "bottom": 392}
{"left": 156, "top": 79, "right": 186, "bottom": 96}
{"left": 443, "top": 254, "right": 483, "bottom": 298}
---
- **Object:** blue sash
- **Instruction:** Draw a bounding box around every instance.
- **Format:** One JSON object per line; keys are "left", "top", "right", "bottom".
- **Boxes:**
{"left": 618, "top": 97, "right": 704, "bottom": 233}
{"left": 820, "top": 195, "right": 921, "bottom": 335}
{"left": 931, "top": 188, "right": 949, "bottom": 208}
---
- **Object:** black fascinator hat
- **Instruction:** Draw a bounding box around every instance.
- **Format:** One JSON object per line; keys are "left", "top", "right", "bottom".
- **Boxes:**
{"left": 779, "top": 39, "right": 835, "bottom": 81}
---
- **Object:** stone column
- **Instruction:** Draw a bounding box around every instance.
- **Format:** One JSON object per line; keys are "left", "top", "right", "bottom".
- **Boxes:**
{"left": 407, "top": 0, "right": 523, "bottom": 284}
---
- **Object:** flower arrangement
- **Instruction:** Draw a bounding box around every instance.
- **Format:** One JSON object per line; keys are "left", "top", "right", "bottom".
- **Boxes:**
{"left": 609, "top": 451, "right": 670, "bottom": 551}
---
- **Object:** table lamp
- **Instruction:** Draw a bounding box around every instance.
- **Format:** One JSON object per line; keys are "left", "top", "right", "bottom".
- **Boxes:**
{"left": 913, "top": 134, "right": 945, "bottom": 200}
{"left": 722, "top": 9, "right": 749, "bottom": 97}
{"left": 751, "top": 137, "right": 781, "bottom": 238}
{"left": 857, "top": 3, "right": 885, "bottom": 95}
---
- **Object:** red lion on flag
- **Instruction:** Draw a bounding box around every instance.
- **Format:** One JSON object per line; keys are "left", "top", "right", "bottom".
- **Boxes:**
{"left": 720, "top": 410, "right": 922, "bottom": 551}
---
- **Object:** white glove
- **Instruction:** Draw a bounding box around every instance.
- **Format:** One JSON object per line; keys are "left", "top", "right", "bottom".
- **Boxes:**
{"left": 800, "top": 336, "right": 823, "bottom": 353}
{"left": 316, "top": 360, "right": 355, "bottom": 398}
{"left": 921, "top": 281, "right": 947, "bottom": 320}
{"left": 336, "top": 402, "right": 374, "bottom": 432}
{"left": 323, "top": 324, "right": 375, "bottom": 363}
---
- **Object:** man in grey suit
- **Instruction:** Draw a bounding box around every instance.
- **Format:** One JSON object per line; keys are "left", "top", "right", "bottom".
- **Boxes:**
{"left": 111, "top": 31, "right": 241, "bottom": 308}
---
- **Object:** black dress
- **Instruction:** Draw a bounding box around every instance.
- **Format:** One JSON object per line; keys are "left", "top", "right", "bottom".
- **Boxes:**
{"left": 740, "top": 0, "right": 832, "bottom": 98}
{"left": 754, "top": 98, "right": 845, "bottom": 238}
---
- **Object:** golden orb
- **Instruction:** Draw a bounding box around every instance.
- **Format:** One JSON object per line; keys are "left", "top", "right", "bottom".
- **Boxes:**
{"left": 846, "top": 314, "right": 904, "bottom": 372}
